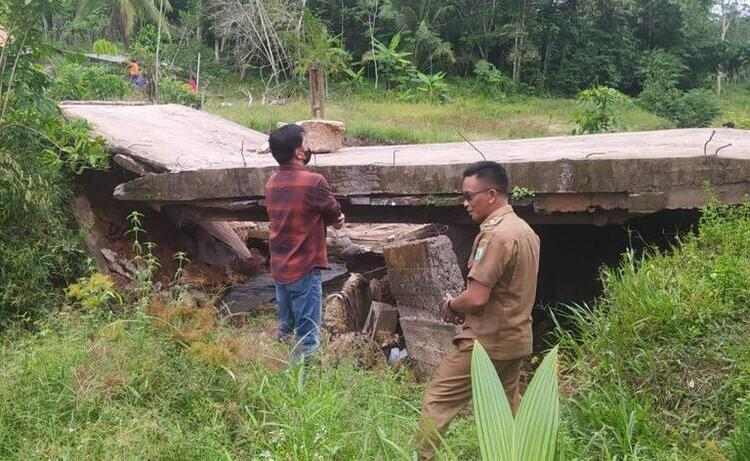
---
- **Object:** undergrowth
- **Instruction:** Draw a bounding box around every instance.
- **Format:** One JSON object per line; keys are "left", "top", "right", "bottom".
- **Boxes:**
{"left": 558, "top": 201, "right": 750, "bottom": 460}
{"left": 0, "top": 299, "right": 481, "bottom": 460}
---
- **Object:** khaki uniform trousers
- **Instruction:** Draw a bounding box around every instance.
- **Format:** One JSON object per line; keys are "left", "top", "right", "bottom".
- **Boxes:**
{"left": 416, "top": 340, "right": 523, "bottom": 460}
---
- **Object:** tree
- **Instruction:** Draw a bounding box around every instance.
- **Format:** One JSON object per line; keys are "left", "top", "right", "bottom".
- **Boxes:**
{"left": 391, "top": 0, "right": 455, "bottom": 72}
{"left": 75, "top": 0, "right": 173, "bottom": 45}
{"left": 715, "top": 0, "right": 750, "bottom": 95}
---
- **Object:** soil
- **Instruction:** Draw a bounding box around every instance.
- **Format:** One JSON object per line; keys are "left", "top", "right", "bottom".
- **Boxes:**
{"left": 77, "top": 167, "right": 246, "bottom": 291}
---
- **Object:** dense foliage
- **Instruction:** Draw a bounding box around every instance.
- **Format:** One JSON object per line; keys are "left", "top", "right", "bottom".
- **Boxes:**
{"left": 38, "top": 0, "right": 750, "bottom": 98}
{"left": 0, "top": 0, "right": 112, "bottom": 323}
{"left": 559, "top": 202, "right": 750, "bottom": 459}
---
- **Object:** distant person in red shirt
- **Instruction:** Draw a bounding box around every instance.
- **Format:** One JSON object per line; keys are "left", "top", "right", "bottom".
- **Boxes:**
{"left": 187, "top": 73, "right": 197, "bottom": 93}
{"left": 265, "top": 124, "right": 345, "bottom": 361}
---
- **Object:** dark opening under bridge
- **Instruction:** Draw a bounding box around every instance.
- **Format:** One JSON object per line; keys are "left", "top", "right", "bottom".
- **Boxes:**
{"left": 61, "top": 102, "right": 750, "bottom": 226}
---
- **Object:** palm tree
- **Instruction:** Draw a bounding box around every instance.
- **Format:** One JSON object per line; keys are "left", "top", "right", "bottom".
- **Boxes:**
{"left": 76, "top": 0, "right": 172, "bottom": 46}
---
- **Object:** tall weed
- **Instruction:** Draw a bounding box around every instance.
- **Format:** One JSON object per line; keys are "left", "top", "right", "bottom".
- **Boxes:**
{"left": 0, "top": 311, "right": 435, "bottom": 460}
{"left": 559, "top": 202, "right": 750, "bottom": 459}
{"left": 0, "top": 150, "right": 84, "bottom": 322}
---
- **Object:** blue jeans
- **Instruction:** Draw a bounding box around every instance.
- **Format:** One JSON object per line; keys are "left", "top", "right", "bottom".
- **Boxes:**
{"left": 275, "top": 270, "right": 322, "bottom": 359}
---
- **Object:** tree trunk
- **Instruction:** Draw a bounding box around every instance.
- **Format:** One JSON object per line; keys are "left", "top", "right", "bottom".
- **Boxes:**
{"left": 196, "top": 0, "right": 202, "bottom": 41}
{"left": 369, "top": 8, "right": 378, "bottom": 89}
{"left": 512, "top": 0, "right": 527, "bottom": 83}
{"left": 717, "top": 1, "right": 731, "bottom": 97}
{"left": 309, "top": 64, "right": 326, "bottom": 119}
{"left": 541, "top": 39, "right": 553, "bottom": 89}
{"left": 154, "top": 0, "right": 165, "bottom": 103}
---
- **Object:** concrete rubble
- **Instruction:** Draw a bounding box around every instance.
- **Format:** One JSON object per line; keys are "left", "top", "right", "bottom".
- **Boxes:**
{"left": 324, "top": 234, "right": 465, "bottom": 376}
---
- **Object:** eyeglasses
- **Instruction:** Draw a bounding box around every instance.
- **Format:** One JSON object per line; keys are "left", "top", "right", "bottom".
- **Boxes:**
{"left": 462, "top": 188, "right": 495, "bottom": 202}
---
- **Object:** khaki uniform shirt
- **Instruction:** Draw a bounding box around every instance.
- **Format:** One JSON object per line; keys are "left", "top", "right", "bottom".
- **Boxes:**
{"left": 454, "top": 205, "right": 540, "bottom": 360}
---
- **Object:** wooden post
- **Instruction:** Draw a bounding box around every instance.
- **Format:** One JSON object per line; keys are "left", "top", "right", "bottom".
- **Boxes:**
{"left": 154, "top": 0, "right": 165, "bottom": 103}
{"left": 309, "top": 63, "right": 325, "bottom": 119}
{"left": 196, "top": 52, "right": 201, "bottom": 91}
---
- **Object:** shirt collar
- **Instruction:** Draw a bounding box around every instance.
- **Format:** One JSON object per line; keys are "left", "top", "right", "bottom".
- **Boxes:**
{"left": 481, "top": 205, "right": 514, "bottom": 229}
{"left": 279, "top": 163, "right": 305, "bottom": 171}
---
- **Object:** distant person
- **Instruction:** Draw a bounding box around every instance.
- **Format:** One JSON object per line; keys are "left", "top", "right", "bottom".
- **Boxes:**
{"left": 187, "top": 73, "right": 198, "bottom": 93}
{"left": 126, "top": 58, "right": 145, "bottom": 88}
{"left": 416, "top": 161, "right": 541, "bottom": 460}
{"left": 265, "top": 124, "right": 345, "bottom": 362}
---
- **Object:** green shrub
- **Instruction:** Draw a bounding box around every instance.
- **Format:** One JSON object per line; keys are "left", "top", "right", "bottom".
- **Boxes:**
{"left": 573, "top": 85, "right": 627, "bottom": 134}
{"left": 65, "top": 272, "right": 122, "bottom": 311}
{"left": 637, "top": 50, "right": 720, "bottom": 128}
{"left": 559, "top": 201, "right": 750, "bottom": 459}
{"left": 639, "top": 85, "right": 720, "bottom": 128}
{"left": 638, "top": 80, "right": 682, "bottom": 120}
{"left": 361, "top": 33, "right": 416, "bottom": 89}
{"left": 401, "top": 71, "right": 449, "bottom": 103}
{"left": 158, "top": 76, "right": 200, "bottom": 106}
{"left": 0, "top": 150, "right": 85, "bottom": 322}
{"left": 473, "top": 59, "right": 516, "bottom": 96}
{"left": 132, "top": 24, "right": 159, "bottom": 54}
{"left": 674, "top": 89, "right": 721, "bottom": 128}
{"left": 92, "top": 39, "right": 119, "bottom": 56}
{"left": 49, "top": 62, "right": 130, "bottom": 101}
{"left": 732, "top": 399, "right": 750, "bottom": 461}
{"left": 638, "top": 49, "right": 686, "bottom": 90}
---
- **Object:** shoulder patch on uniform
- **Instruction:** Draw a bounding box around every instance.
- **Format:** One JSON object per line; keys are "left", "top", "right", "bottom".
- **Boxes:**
{"left": 474, "top": 244, "right": 487, "bottom": 262}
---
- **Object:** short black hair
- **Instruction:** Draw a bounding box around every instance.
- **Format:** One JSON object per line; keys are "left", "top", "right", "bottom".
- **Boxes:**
{"left": 462, "top": 161, "right": 509, "bottom": 194}
{"left": 269, "top": 124, "right": 304, "bottom": 164}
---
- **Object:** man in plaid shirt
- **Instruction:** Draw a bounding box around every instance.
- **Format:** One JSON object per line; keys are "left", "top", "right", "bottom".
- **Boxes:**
{"left": 265, "top": 124, "right": 345, "bottom": 361}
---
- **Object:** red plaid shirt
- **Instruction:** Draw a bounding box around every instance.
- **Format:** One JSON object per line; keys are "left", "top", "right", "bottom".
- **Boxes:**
{"left": 265, "top": 164, "right": 342, "bottom": 284}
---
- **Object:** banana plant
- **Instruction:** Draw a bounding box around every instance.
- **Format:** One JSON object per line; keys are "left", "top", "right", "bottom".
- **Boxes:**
{"left": 471, "top": 341, "right": 560, "bottom": 461}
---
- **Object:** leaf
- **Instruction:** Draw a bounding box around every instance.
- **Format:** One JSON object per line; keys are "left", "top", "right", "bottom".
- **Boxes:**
{"left": 389, "top": 32, "right": 402, "bottom": 51}
{"left": 472, "top": 340, "right": 516, "bottom": 460}
{"left": 515, "top": 346, "right": 560, "bottom": 461}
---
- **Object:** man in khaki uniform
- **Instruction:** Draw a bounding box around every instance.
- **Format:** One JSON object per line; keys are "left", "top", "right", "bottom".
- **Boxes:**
{"left": 417, "top": 161, "right": 540, "bottom": 459}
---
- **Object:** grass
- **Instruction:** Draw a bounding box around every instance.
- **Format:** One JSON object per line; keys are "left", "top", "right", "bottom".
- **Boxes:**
{"left": 4, "top": 205, "right": 750, "bottom": 460}
{"left": 717, "top": 85, "right": 750, "bottom": 129}
{"left": 557, "top": 202, "right": 750, "bottom": 460}
{"left": 205, "top": 82, "right": 672, "bottom": 145}
{"left": 0, "top": 295, "right": 479, "bottom": 460}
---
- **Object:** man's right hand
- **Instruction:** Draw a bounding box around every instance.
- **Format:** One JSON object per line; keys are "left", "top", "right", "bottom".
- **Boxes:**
{"left": 440, "top": 297, "right": 464, "bottom": 325}
{"left": 333, "top": 213, "right": 345, "bottom": 229}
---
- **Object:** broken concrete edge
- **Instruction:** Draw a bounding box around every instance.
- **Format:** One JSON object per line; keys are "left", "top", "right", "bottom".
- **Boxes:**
{"left": 111, "top": 185, "right": 750, "bottom": 225}
{"left": 59, "top": 103, "right": 268, "bottom": 173}
{"left": 110, "top": 155, "right": 750, "bottom": 205}
{"left": 60, "top": 100, "right": 152, "bottom": 106}
{"left": 59, "top": 106, "right": 172, "bottom": 175}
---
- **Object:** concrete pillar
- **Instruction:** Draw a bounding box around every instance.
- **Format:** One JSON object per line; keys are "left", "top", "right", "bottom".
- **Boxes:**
{"left": 383, "top": 235, "right": 465, "bottom": 319}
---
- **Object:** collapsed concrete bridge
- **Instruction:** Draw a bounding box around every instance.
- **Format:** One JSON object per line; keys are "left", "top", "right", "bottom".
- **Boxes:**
{"left": 61, "top": 102, "right": 750, "bottom": 227}
{"left": 62, "top": 102, "right": 750, "bottom": 308}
